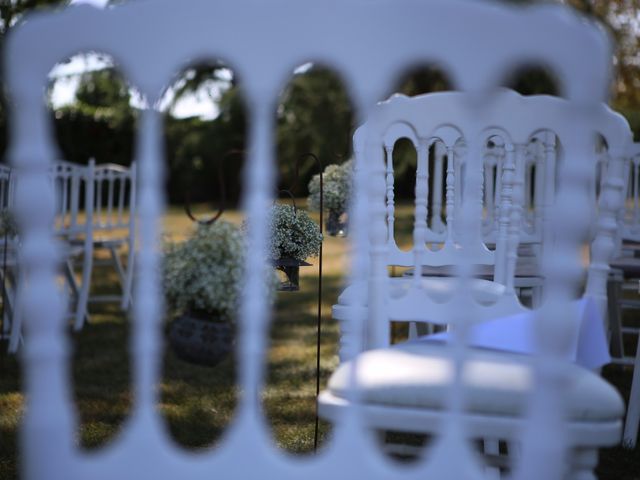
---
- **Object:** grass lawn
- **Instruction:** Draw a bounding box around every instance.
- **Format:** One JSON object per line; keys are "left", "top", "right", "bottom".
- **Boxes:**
{"left": 0, "top": 203, "right": 639, "bottom": 478}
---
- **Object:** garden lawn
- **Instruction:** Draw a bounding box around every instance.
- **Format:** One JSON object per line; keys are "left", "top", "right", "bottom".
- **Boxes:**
{"left": 0, "top": 203, "right": 639, "bottom": 479}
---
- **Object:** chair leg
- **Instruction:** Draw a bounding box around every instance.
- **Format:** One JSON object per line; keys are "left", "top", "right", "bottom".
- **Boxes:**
{"left": 109, "top": 245, "right": 126, "bottom": 286}
{"left": 607, "top": 278, "right": 624, "bottom": 359}
{"left": 622, "top": 332, "right": 640, "bottom": 449}
{"left": 120, "top": 246, "right": 135, "bottom": 310}
{"left": 566, "top": 447, "right": 598, "bottom": 480}
{"left": 8, "top": 279, "right": 22, "bottom": 354}
{"left": 73, "top": 249, "right": 93, "bottom": 332}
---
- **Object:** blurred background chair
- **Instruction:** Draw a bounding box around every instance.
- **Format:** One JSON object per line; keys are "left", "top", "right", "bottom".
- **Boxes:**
{"left": 607, "top": 142, "right": 640, "bottom": 447}
{"left": 85, "top": 161, "right": 136, "bottom": 317}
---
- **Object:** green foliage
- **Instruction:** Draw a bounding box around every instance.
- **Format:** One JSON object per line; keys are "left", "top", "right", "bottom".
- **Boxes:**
{"left": 52, "top": 67, "right": 136, "bottom": 165}
{"left": 276, "top": 68, "right": 354, "bottom": 191}
{"left": 164, "top": 85, "right": 247, "bottom": 205}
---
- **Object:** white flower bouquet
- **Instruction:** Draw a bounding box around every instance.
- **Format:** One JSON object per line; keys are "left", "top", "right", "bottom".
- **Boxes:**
{"left": 163, "top": 220, "right": 243, "bottom": 321}
{"left": 307, "top": 159, "right": 353, "bottom": 214}
{"left": 269, "top": 204, "right": 322, "bottom": 261}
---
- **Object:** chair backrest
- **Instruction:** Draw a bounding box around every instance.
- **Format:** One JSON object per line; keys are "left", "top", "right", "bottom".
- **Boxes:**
{"left": 619, "top": 142, "right": 640, "bottom": 242}
{"left": 356, "top": 90, "right": 631, "bottom": 282}
{"left": 5, "top": 1, "right": 615, "bottom": 479}
{"left": 50, "top": 160, "right": 94, "bottom": 239}
{"left": 92, "top": 162, "right": 136, "bottom": 236}
{"left": 362, "top": 92, "right": 631, "bottom": 348}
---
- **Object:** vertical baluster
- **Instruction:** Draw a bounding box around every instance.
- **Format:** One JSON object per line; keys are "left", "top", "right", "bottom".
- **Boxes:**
{"left": 61, "top": 173, "right": 69, "bottom": 231}
{"left": 69, "top": 173, "right": 80, "bottom": 233}
{"left": 494, "top": 143, "right": 515, "bottom": 286}
{"left": 132, "top": 108, "right": 164, "bottom": 414}
{"left": 431, "top": 142, "right": 445, "bottom": 233}
{"left": 413, "top": 139, "right": 429, "bottom": 286}
{"left": 542, "top": 134, "right": 557, "bottom": 255}
{"left": 237, "top": 97, "right": 275, "bottom": 414}
{"left": 445, "top": 146, "right": 456, "bottom": 244}
{"left": 338, "top": 128, "right": 366, "bottom": 361}
{"left": 369, "top": 131, "right": 391, "bottom": 350}
{"left": 95, "top": 175, "right": 102, "bottom": 228}
{"left": 117, "top": 175, "right": 125, "bottom": 226}
{"left": 17, "top": 116, "right": 76, "bottom": 480}
{"left": 107, "top": 170, "right": 115, "bottom": 228}
{"left": 586, "top": 151, "right": 626, "bottom": 315}
{"left": 505, "top": 144, "right": 526, "bottom": 292}
{"left": 454, "top": 142, "right": 464, "bottom": 212}
{"left": 384, "top": 144, "right": 395, "bottom": 248}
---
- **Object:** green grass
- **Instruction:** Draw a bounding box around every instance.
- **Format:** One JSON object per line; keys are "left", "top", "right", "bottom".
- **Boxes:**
{"left": 0, "top": 203, "right": 639, "bottom": 478}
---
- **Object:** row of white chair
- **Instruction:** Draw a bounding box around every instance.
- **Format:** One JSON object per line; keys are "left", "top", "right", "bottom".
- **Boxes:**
{"left": 0, "top": 159, "right": 136, "bottom": 353}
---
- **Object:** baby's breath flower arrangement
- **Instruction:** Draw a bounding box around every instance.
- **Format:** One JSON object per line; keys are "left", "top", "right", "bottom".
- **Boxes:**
{"left": 307, "top": 159, "right": 353, "bottom": 214}
{"left": 269, "top": 204, "right": 322, "bottom": 261}
{"left": 308, "top": 160, "right": 352, "bottom": 236}
{"left": 164, "top": 220, "right": 243, "bottom": 321}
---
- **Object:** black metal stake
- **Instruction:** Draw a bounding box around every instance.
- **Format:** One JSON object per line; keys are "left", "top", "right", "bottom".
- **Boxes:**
{"left": 288, "top": 153, "right": 323, "bottom": 451}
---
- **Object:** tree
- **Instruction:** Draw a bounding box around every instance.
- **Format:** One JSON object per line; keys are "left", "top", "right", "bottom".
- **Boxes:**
{"left": 53, "top": 67, "right": 136, "bottom": 166}
{"left": 276, "top": 67, "right": 354, "bottom": 193}
{"left": 0, "top": 1, "right": 69, "bottom": 160}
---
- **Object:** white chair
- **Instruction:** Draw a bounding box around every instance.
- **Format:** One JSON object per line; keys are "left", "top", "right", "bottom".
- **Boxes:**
{"left": 6, "top": 160, "right": 95, "bottom": 351}
{"left": 51, "top": 160, "right": 96, "bottom": 332}
{"left": 84, "top": 161, "right": 136, "bottom": 318}
{"left": 320, "top": 95, "right": 630, "bottom": 477}
{"left": 606, "top": 142, "right": 640, "bottom": 447}
{"left": 337, "top": 91, "right": 630, "bottom": 360}
{"left": 6, "top": 1, "right": 619, "bottom": 479}
{"left": 0, "top": 163, "right": 15, "bottom": 343}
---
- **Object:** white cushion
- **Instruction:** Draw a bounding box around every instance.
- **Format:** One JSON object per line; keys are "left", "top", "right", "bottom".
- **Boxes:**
{"left": 327, "top": 343, "right": 624, "bottom": 422}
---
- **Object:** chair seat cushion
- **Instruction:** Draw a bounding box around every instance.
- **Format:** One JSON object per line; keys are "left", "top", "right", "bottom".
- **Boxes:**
{"left": 338, "top": 277, "right": 505, "bottom": 307}
{"left": 327, "top": 343, "right": 624, "bottom": 422}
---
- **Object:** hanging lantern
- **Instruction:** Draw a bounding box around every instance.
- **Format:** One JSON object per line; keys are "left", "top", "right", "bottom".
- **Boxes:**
{"left": 273, "top": 257, "right": 311, "bottom": 291}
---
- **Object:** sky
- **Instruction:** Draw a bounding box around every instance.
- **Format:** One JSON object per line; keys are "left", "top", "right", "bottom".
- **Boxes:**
{"left": 50, "top": 1, "right": 313, "bottom": 119}
{"left": 52, "top": 0, "right": 222, "bottom": 119}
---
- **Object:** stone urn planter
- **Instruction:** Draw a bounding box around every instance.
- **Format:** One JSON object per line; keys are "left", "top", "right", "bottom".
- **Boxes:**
{"left": 167, "top": 312, "right": 233, "bottom": 366}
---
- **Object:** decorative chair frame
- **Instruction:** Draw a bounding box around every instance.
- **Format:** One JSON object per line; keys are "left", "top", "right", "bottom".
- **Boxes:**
{"left": 5, "top": 1, "right": 616, "bottom": 479}
{"left": 320, "top": 93, "right": 630, "bottom": 478}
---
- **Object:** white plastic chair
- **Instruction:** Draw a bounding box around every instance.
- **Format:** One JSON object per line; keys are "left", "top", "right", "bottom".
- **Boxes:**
{"left": 6, "top": 160, "right": 95, "bottom": 351}
{"left": 607, "top": 142, "right": 640, "bottom": 447}
{"left": 336, "top": 90, "right": 628, "bottom": 360}
{"left": 5, "top": 1, "right": 620, "bottom": 479}
{"left": 0, "top": 163, "right": 15, "bottom": 343}
{"left": 320, "top": 96, "right": 631, "bottom": 477}
{"left": 85, "top": 161, "right": 136, "bottom": 317}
